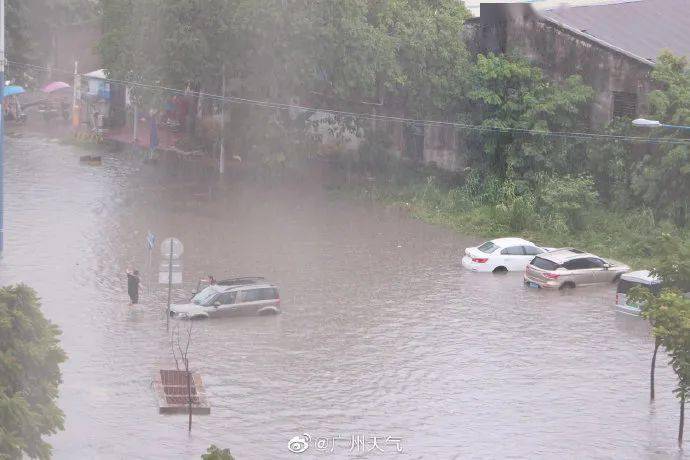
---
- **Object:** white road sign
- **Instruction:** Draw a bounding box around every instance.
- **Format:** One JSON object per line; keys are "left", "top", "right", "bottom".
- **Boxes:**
{"left": 160, "top": 237, "right": 184, "bottom": 258}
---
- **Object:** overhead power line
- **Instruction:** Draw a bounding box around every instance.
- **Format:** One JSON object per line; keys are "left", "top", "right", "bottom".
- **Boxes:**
{"left": 7, "top": 59, "right": 690, "bottom": 146}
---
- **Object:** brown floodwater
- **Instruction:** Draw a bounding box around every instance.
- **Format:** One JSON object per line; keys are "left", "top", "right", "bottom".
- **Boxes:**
{"left": 0, "top": 135, "right": 686, "bottom": 459}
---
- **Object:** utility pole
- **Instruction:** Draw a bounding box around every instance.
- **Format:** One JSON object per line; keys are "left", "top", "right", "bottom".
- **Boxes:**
{"left": 219, "top": 63, "right": 226, "bottom": 175}
{"left": 0, "top": 0, "right": 6, "bottom": 253}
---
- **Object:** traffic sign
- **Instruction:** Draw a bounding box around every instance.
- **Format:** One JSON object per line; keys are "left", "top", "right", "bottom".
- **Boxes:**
{"left": 146, "top": 231, "right": 156, "bottom": 250}
{"left": 160, "top": 237, "right": 184, "bottom": 258}
{"left": 159, "top": 271, "right": 182, "bottom": 284}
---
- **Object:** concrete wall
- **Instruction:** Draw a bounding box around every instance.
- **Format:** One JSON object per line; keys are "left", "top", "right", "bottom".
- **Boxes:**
{"left": 423, "top": 125, "right": 466, "bottom": 171}
{"left": 478, "top": 3, "right": 653, "bottom": 127}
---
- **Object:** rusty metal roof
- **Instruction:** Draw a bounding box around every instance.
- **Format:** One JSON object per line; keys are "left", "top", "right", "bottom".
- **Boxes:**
{"left": 540, "top": 0, "right": 690, "bottom": 64}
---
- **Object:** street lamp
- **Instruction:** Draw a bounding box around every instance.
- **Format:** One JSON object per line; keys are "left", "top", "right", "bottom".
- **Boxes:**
{"left": 632, "top": 118, "right": 662, "bottom": 128}
{"left": 633, "top": 118, "right": 690, "bottom": 130}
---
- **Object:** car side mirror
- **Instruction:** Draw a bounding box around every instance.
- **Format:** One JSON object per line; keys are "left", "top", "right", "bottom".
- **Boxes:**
{"left": 213, "top": 301, "right": 221, "bottom": 307}
{"left": 603, "top": 263, "right": 611, "bottom": 269}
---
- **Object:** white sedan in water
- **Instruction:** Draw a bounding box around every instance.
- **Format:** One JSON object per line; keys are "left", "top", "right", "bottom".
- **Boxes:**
{"left": 462, "top": 237, "right": 551, "bottom": 273}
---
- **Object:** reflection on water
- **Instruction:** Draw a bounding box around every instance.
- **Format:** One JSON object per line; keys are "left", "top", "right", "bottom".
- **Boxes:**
{"left": 0, "top": 135, "right": 686, "bottom": 459}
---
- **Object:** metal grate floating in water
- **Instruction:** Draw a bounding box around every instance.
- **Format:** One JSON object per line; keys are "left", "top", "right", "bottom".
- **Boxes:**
{"left": 153, "top": 369, "right": 210, "bottom": 414}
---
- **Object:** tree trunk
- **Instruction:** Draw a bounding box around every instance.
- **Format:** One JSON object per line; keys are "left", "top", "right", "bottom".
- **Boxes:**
{"left": 680, "top": 393, "right": 685, "bottom": 447}
{"left": 651, "top": 339, "right": 661, "bottom": 401}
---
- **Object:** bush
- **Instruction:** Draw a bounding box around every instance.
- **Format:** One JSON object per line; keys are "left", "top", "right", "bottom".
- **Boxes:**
{"left": 201, "top": 445, "right": 234, "bottom": 460}
{"left": 490, "top": 180, "right": 536, "bottom": 232}
{"left": 535, "top": 174, "right": 599, "bottom": 231}
{"left": 358, "top": 129, "right": 395, "bottom": 174}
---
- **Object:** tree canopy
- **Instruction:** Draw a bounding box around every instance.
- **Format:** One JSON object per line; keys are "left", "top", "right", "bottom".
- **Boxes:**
{"left": 632, "top": 52, "right": 690, "bottom": 227}
{"left": 468, "top": 53, "right": 593, "bottom": 182}
{"left": 0, "top": 285, "right": 66, "bottom": 460}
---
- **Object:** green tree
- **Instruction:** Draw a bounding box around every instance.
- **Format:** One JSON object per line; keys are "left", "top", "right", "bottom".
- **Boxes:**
{"left": 633, "top": 288, "right": 690, "bottom": 445}
{"left": 0, "top": 285, "right": 66, "bottom": 460}
{"left": 584, "top": 120, "right": 638, "bottom": 207}
{"left": 311, "top": 0, "right": 471, "bottom": 113}
{"left": 468, "top": 53, "right": 593, "bottom": 182}
{"left": 201, "top": 445, "right": 235, "bottom": 460}
{"left": 630, "top": 233, "right": 690, "bottom": 401}
{"left": 97, "top": 0, "right": 473, "bottom": 161}
{"left": 534, "top": 174, "right": 599, "bottom": 231}
{"left": 631, "top": 52, "right": 690, "bottom": 227}
{"left": 650, "top": 233, "right": 690, "bottom": 292}
{"left": 7, "top": 0, "right": 96, "bottom": 62}
{"left": 377, "top": 0, "right": 471, "bottom": 118}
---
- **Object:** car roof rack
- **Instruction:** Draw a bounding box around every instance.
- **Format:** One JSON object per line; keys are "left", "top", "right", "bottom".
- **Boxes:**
{"left": 216, "top": 276, "right": 266, "bottom": 286}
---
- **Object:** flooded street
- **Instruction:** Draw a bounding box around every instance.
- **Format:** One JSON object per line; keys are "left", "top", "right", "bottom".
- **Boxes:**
{"left": 0, "top": 135, "right": 686, "bottom": 459}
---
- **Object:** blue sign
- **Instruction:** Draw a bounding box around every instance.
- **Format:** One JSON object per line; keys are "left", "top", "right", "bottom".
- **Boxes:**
{"left": 146, "top": 231, "right": 156, "bottom": 250}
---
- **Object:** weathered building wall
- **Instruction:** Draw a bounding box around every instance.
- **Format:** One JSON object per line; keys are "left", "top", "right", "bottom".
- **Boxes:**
{"left": 478, "top": 3, "right": 653, "bottom": 127}
{"left": 423, "top": 125, "right": 466, "bottom": 171}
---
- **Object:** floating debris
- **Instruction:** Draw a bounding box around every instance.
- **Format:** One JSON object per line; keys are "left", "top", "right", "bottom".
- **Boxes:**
{"left": 153, "top": 369, "right": 210, "bottom": 415}
{"left": 79, "top": 155, "right": 102, "bottom": 166}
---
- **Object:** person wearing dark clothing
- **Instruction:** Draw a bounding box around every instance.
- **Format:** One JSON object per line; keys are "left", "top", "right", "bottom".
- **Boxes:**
{"left": 127, "top": 269, "right": 141, "bottom": 305}
{"left": 148, "top": 110, "right": 159, "bottom": 151}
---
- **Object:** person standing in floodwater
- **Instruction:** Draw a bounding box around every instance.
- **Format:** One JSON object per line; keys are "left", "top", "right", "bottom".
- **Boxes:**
{"left": 126, "top": 269, "right": 141, "bottom": 305}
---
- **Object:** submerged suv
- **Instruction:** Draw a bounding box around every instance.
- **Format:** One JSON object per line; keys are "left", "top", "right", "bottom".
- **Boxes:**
{"left": 170, "top": 281, "right": 281, "bottom": 319}
{"left": 524, "top": 248, "right": 630, "bottom": 289}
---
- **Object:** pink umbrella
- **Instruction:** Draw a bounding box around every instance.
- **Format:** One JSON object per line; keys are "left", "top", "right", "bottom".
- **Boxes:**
{"left": 41, "top": 81, "right": 71, "bottom": 93}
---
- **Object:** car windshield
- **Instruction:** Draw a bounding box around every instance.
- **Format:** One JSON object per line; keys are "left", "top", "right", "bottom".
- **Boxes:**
{"left": 530, "top": 256, "right": 561, "bottom": 271}
{"left": 477, "top": 241, "right": 499, "bottom": 254}
{"left": 192, "top": 287, "right": 218, "bottom": 306}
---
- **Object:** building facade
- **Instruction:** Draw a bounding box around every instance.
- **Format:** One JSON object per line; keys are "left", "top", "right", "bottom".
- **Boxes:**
{"left": 476, "top": 0, "right": 690, "bottom": 127}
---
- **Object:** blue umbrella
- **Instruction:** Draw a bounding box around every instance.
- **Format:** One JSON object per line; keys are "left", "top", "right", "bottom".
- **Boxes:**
{"left": 4, "top": 85, "right": 25, "bottom": 97}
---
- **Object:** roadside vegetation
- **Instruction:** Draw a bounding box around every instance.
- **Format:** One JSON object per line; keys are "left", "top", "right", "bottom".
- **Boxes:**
{"left": 336, "top": 165, "right": 681, "bottom": 269}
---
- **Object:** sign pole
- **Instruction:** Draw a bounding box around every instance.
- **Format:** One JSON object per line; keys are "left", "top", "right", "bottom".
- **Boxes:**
{"left": 72, "top": 61, "right": 79, "bottom": 130}
{"left": 147, "top": 245, "right": 151, "bottom": 296}
{"left": 146, "top": 231, "right": 155, "bottom": 297}
{"left": 219, "top": 63, "right": 225, "bottom": 175}
{"left": 160, "top": 237, "right": 182, "bottom": 330}
{"left": 133, "top": 103, "right": 138, "bottom": 145}
{"left": 166, "top": 237, "right": 173, "bottom": 330}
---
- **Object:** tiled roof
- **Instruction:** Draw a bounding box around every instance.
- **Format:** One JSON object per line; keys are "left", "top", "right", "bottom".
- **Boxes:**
{"left": 540, "top": 0, "right": 690, "bottom": 64}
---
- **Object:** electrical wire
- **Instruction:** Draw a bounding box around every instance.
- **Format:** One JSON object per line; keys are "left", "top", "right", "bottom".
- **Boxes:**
{"left": 7, "top": 58, "right": 690, "bottom": 146}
